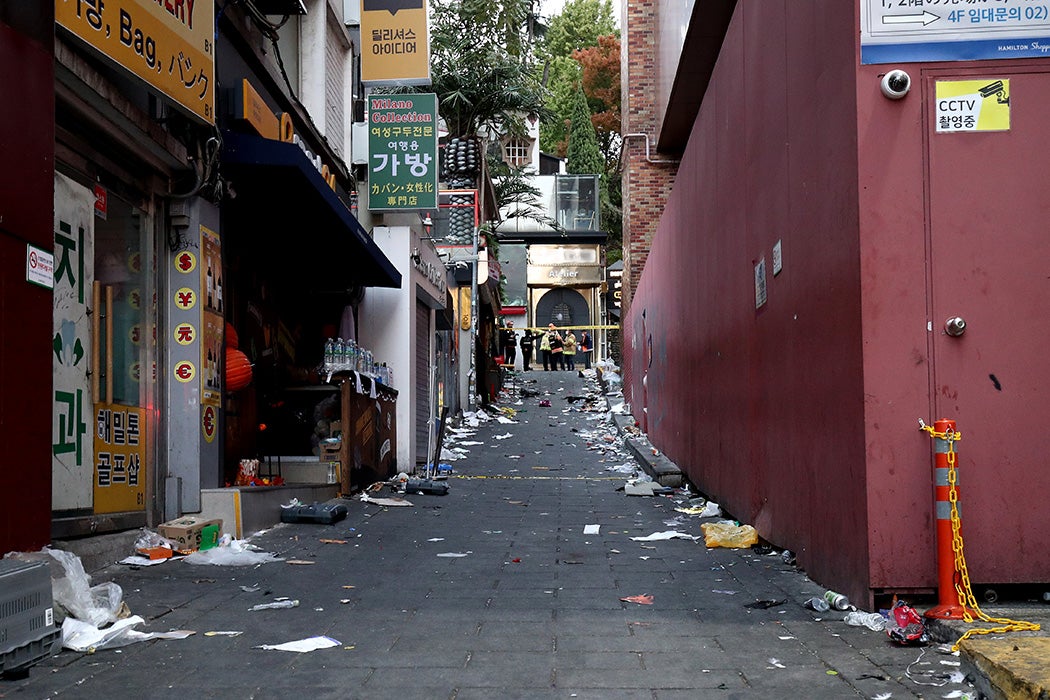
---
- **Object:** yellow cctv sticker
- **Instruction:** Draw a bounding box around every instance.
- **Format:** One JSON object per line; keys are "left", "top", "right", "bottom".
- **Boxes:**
{"left": 936, "top": 79, "right": 1010, "bottom": 133}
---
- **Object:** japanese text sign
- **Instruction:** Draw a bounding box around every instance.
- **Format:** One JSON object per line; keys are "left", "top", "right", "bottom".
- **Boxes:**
{"left": 56, "top": 0, "right": 215, "bottom": 124}
{"left": 360, "top": 0, "right": 430, "bottom": 85}
{"left": 368, "top": 94, "right": 438, "bottom": 211}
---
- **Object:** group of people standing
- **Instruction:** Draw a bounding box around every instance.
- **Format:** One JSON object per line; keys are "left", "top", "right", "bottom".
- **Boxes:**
{"left": 504, "top": 323, "right": 591, "bottom": 372}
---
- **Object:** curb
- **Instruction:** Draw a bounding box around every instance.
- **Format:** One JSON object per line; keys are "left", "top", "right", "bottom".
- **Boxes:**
{"left": 597, "top": 368, "right": 684, "bottom": 488}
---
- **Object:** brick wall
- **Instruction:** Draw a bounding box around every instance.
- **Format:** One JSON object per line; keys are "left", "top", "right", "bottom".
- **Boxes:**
{"left": 620, "top": 0, "right": 677, "bottom": 318}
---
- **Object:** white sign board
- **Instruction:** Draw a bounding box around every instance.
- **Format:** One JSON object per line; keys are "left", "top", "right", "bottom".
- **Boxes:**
{"left": 861, "top": 0, "right": 1050, "bottom": 64}
{"left": 26, "top": 244, "right": 55, "bottom": 289}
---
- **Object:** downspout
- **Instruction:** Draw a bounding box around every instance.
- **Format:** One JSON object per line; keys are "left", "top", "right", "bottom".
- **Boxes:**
{"left": 622, "top": 133, "right": 681, "bottom": 164}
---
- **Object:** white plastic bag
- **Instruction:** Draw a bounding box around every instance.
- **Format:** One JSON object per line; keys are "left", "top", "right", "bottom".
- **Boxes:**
{"left": 183, "top": 539, "right": 282, "bottom": 566}
{"left": 45, "top": 547, "right": 123, "bottom": 627}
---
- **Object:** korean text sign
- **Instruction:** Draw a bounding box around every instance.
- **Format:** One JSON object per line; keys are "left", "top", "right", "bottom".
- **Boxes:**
{"left": 360, "top": 0, "right": 430, "bottom": 85}
{"left": 368, "top": 94, "right": 438, "bottom": 211}
{"left": 56, "top": 0, "right": 215, "bottom": 124}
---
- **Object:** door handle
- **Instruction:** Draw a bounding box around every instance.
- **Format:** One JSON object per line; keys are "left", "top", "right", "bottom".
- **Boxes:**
{"left": 945, "top": 317, "right": 967, "bottom": 337}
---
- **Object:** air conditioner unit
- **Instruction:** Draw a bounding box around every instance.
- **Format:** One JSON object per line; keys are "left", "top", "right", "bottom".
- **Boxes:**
{"left": 0, "top": 559, "right": 60, "bottom": 676}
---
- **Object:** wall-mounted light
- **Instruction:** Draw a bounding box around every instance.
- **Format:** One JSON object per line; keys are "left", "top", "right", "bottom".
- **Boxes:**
{"left": 411, "top": 246, "right": 421, "bottom": 265}
{"left": 419, "top": 211, "right": 434, "bottom": 236}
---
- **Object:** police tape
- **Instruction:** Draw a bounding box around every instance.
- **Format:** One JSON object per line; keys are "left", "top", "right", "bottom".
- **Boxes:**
{"left": 450, "top": 474, "right": 623, "bottom": 481}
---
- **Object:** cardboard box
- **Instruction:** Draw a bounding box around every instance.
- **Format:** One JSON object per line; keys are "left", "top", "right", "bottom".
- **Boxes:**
{"left": 320, "top": 442, "right": 341, "bottom": 462}
{"left": 158, "top": 516, "right": 223, "bottom": 552}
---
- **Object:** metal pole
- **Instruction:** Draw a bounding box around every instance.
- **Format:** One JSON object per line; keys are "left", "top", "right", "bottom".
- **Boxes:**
{"left": 468, "top": 218, "right": 479, "bottom": 410}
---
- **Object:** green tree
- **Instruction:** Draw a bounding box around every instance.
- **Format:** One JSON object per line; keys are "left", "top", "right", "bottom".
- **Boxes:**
{"left": 536, "top": 0, "right": 617, "bottom": 155}
{"left": 428, "top": 0, "right": 547, "bottom": 139}
{"left": 541, "top": 0, "right": 618, "bottom": 58}
{"left": 566, "top": 83, "right": 603, "bottom": 176}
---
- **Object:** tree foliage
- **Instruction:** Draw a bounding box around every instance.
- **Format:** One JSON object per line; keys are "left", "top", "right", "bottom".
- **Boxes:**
{"left": 428, "top": 0, "right": 547, "bottom": 138}
{"left": 566, "top": 84, "right": 603, "bottom": 176}
{"left": 573, "top": 34, "right": 620, "bottom": 169}
{"left": 537, "top": 0, "right": 617, "bottom": 156}
{"left": 540, "top": 0, "right": 618, "bottom": 58}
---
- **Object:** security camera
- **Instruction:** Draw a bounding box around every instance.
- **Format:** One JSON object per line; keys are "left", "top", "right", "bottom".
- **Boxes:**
{"left": 880, "top": 70, "right": 911, "bottom": 100}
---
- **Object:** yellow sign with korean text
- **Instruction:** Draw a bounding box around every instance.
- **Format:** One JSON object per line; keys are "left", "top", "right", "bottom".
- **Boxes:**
{"left": 935, "top": 79, "right": 1010, "bottom": 133}
{"left": 56, "top": 0, "right": 215, "bottom": 124}
{"left": 93, "top": 402, "right": 146, "bottom": 513}
{"left": 360, "top": 0, "right": 430, "bottom": 85}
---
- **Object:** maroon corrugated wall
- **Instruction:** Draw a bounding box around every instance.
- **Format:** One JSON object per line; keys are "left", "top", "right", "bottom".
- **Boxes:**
{"left": 623, "top": 2, "right": 873, "bottom": 604}
{"left": 0, "top": 12, "right": 55, "bottom": 555}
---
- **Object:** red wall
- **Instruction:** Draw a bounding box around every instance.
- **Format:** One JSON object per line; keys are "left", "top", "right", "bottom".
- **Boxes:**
{"left": 0, "top": 16, "right": 55, "bottom": 554}
{"left": 627, "top": 0, "right": 1050, "bottom": 602}
{"left": 624, "top": 2, "right": 874, "bottom": 604}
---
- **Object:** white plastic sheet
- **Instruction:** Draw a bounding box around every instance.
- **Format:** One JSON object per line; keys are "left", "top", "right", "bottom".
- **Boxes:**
{"left": 61, "top": 615, "right": 194, "bottom": 652}
{"left": 183, "top": 539, "right": 283, "bottom": 566}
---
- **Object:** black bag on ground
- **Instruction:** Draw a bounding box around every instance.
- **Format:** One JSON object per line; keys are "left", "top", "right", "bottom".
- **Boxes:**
{"left": 280, "top": 502, "right": 348, "bottom": 524}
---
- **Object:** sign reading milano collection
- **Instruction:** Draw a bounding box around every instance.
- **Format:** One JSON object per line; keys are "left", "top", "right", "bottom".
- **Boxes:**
{"left": 360, "top": 0, "right": 431, "bottom": 85}
{"left": 368, "top": 94, "right": 438, "bottom": 211}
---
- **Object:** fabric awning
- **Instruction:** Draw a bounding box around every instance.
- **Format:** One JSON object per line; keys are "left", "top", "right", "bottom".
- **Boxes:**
{"left": 220, "top": 130, "right": 401, "bottom": 289}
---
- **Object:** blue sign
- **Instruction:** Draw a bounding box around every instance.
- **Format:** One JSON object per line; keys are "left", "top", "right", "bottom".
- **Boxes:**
{"left": 861, "top": 1, "right": 1050, "bottom": 64}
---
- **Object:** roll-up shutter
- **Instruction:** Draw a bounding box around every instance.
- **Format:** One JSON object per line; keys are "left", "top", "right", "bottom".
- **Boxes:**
{"left": 414, "top": 301, "right": 431, "bottom": 464}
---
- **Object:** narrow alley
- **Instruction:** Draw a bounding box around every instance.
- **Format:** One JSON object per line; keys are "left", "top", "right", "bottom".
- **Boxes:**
{"left": 5, "top": 369, "right": 976, "bottom": 699}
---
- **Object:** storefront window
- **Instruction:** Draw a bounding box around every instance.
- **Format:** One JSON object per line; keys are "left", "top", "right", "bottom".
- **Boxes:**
{"left": 94, "top": 194, "right": 150, "bottom": 407}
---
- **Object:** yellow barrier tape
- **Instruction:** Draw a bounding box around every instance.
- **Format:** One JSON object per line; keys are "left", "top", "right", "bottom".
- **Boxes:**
{"left": 921, "top": 423, "right": 1040, "bottom": 650}
{"left": 450, "top": 474, "right": 623, "bottom": 482}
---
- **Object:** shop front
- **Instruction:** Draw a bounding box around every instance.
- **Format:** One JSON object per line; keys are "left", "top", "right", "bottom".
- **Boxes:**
{"left": 218, "top": 126, "right": 402, "bottom": 492}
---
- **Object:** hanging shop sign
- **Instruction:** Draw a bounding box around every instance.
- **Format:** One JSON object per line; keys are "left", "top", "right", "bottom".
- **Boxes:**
{"left": 360, "top": 0, "right": 430, "bottom": 85}
{"left": 368, "top": 94, "right": 438, "bottom": 211}
{"left": 56, "top": 0, "right": 215, "bottom": 124}
{"left": 235, "top": 79, "right": 339, "bottom": 191}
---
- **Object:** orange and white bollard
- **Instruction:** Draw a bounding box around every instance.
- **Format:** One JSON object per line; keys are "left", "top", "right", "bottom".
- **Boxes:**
{"left": 924, "top": 418, "right": 973, "bottom": 620}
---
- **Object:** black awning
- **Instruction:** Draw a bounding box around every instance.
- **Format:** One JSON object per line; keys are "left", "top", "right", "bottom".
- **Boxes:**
{"left": 496, "top": 230, "right": 608, "bottom": 245}
{"left": 220, "top": 130, "right": 401, "bottom": 289}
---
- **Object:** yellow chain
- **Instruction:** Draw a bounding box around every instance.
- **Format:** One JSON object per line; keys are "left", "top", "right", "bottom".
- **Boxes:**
{"left": 921, "top": 424, "right": 1040, "bottom": 650}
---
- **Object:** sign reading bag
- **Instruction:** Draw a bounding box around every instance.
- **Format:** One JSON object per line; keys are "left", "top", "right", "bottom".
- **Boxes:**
{"left": 56, "top": 0, "right": 215, "bottom": 124}
{"left": 368, "top": 93, "right": 438, "bottom": 211}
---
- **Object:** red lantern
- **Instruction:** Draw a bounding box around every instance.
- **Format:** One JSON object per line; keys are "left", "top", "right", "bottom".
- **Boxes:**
{"left": 225, "top": 346, "right": 253, "bottom": 392}
{"left": 225, "top": 322, "right": 239, "bottom": 349}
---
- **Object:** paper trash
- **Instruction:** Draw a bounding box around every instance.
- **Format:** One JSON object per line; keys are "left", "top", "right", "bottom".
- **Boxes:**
{"left": 256, "top": 636, "right": 341, "bottom": 652}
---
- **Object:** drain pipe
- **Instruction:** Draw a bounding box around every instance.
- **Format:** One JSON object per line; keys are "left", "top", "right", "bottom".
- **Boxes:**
{"left": 622, "top": 133, "right": 681, "bottom": 164}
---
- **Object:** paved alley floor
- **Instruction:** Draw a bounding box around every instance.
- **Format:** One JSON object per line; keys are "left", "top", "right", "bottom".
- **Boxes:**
{"left": 4, "top": 368, "right": 980, "bottom": 699}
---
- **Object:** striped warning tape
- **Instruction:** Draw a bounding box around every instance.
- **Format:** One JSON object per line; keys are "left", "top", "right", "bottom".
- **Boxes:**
{"left": 450, "top": 474, "right": 624, "bottom": 482}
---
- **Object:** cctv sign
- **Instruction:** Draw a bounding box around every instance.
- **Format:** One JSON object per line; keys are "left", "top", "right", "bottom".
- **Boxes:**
{"left": 935, "top": 79, "right": 1011, "bottom": 133}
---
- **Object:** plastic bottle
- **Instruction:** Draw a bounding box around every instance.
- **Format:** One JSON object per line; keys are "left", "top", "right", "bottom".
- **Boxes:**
{"left": 804, "top": 596, "right": 830, "bottom": 612}
{"left": 824, "top": 590, "right": 852, "bottom": 611}
{"left": 334, "top": 338, "right": 346, "bottom": 371}
{"left": 323, "top": 338, "right": 334, "bottom": 372}
{"left": 844, "top": 611, "right": 886, "bottom": 631}
{"left": 249, "top": 599, "right": 300, "bottom": 611}
{"left": 387, "top": 364, "right": 394, "bottom": 390}
{"left": 347, "top": 339, "right": 357, "bottom": 372}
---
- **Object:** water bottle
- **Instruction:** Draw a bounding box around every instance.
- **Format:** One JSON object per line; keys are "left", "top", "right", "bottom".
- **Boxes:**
{"left": 387, "top": 364, "right": 394, "bottom": 389}
{"left": 804, "top": 596, "right": 830, "bottom": 612}
{"left": 347, "top": 340, "right": 357, "bottom": 372}
{"left": 323, "top": 338, "right": 334, "bottom": 372}
{"left": 844, "top": 611, "right": 886, "bottom": 631}
{"left": 334, "top": 338, "right": 346, "bottom": 371}
{"left": 824, "top": 590, "right": 852, "bottom": 611}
